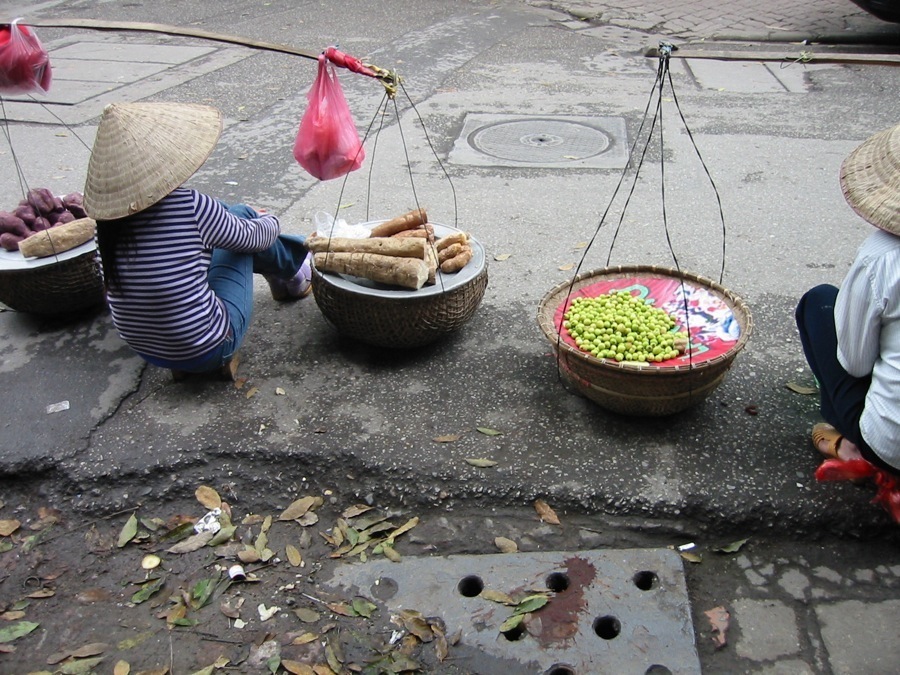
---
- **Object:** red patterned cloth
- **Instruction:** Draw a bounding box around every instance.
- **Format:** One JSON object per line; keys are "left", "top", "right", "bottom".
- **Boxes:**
{"left": 815, "top": 458, "right": 900, "bottom": 523}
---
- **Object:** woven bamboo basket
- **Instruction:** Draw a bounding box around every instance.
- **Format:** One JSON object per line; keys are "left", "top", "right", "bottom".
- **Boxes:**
{"left": 0, "top": 245, "right": 104, "bottom": 316}
{"left": 311, "top": 223, "right": 488, "bottom": 348}
{"left": 537, "top": 265, "right": 753, "bottom": 416}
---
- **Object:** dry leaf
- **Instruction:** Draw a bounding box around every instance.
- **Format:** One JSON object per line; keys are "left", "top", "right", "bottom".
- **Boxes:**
{"left": 279, "top": 496, "right": 318, "bottom": 521}
{"left": 220, "top": 598, "right": 243, "bottom": 619}
{"left": 76, "top": 588, "right": 111, "bottom": 603}
{"left": 286, "top": 545, "right": 303, "bottom": 567}
{"left": 195, "top": 486, "right": 222, "bottom": 510}
{"left": 166, "top": 531, "right": 214, "bottom": 554}
{"left": 70, "top": 643, "right": 108, "bottom": 658}
{"left": 0, "top": 519, "right": 20, "bottom": 536}
{"left": 494, "top": 253, "right": 511, "bottom": 261}
{"left": 114, "top": 660, "right": 130, "bottom": 675}
{"left": 117, "top": 513, "right": 139, "bottom": 548}
{"left": 27, "top": 588, "right": 55, "bottom": 599}
{"left": 382, "top": 545, "right": 401, "bottom": 562}
{"left": 534, "top": 499, "right": 560, "bottom": 525}
{"left": 480, "top": 589, "right": 515, "bottom": 605}
{"left": 433, "top": 434, "right": 460, "bottom": 443}
{"left": 786, "top": 381, "right": 818, "bottom": 395}
{"left": 559, "top": 263, "right": 575, "bottom": 271}
{"left": 494, "top": 537, "right": 518, "bottom": 553}
{"left": 705, "top": 606, "right": 730, "bottom": 648}
{"left": 465, "top": 458, "right": 498, "bottom": 468}
{"left": 283, "top": 660, "right": 316, "bottom": 674}
{"left": 291, "top": 632, "right": 318, "bottom": 645}
{"left": 0, "top": 611, "right": 25, "bottom": 621}
{"left": 245, "top": 386, "right": 258, "bottom": 399}
{"left": 293, "top": 608, "right": 320, "bottom": 623}
{"left": 341, "top": 504, "right": 372, "bottom": 518}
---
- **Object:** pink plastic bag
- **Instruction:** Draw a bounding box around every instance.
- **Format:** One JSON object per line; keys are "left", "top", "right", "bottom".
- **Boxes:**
{"left": 293, "top": 54, "right": 364, "bottom": 181}
{"left": 0, "top": 19, "right": 52, "bottom": 94}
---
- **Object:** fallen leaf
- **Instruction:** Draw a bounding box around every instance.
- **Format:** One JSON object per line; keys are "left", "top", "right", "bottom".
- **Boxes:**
{"left": 432, "top": 434, "right": 460, "bottom": 443}
{"left": 465, "top": 458, "right": 498, "bottom": 468}
{"left": 516, "top": 594, "right": 549, "bottom": 614}
{"left": 341, "top": 504, "right": 372, "bottom": 518}
{"left": 0, "top": 611, "right": 25, "bottom": 621}
{"left": 293, "top": 608, "right": 320, "bottom": 623}
{"left": 114, "top": 660, "right": 130, "bottom": 675}
{"left": 195, "top": 486, "right": 222, "bottom": 510}
{"left": 279, "top": 496, "right": 319, "bottom": 521}
{"left": 117, "top": 513, "right": 138, "bottom": 548}
{"left": 291, "top": 632, "right": 318, "bottom": 645}
{"left": 573, "top": 242, "right": 588, "bottom": 248}
{"left": 476, "top": 427, "right": 502, "bottom": 436}
{"left": 396, "top": 610, "right": 434, "bottom": 642}
{"left": 534, "top": 499, "right": 560, "bottom": 525}
{"left": 141, "top": 554, "right": 162, "bottom": 570}
{"left": 480, "top": 589, "right": 515, "bottom": 605}
{"left": 381, "top": 544, "right": 401, "bottom": 562}
{"left": 70, "top": 643, "right": 108, "bottom": 658}
{"left": 166, "top": 531, "right": 214, "bottom": 554}
{"left": 132, "top": 576, "right": 166, "bottom": 604}
{"left": 494, "top": 253, "right": 511, "bottom": 261}
{"left": 559, "top": 263, "right": 575, "bottom": 271}
{"left": 285, "top": 545, "right": 303, "bottom": 567}
{"left": 680, "top": 551, "right": 703, "bottom": 564}
{"left": 714, "top": 538, "right": 750, "bottom": 554}
{"left": 27, "top": 588, "right": 55, "bottom": 599}
{"left": 245, "top": 386, "right": 259, "bottom": 399}
{"left": 0, "top": 621, "right": 39, "bottom": 643}
{"left": 494, "top": 537, "right": 518, "bottom": 553}
{"left": 786, "top": 382, "right": 817, "bottom": 395}
{"left": 351, "top": 598, "right": 377, "bottom": 618}
{"left": 386, "top": 517, "right": 419, "bottom": 544}
{"left": 283, "top": 660, "right": 315, "bottom": 674}
{"left": 326, "top": 602, "right": 354, "bottom": 617}
{"left": 76, "top": 589, "right": 111, "bottom": 603}
{"left": 57, "top": 656, "right": 105, "bottom": 674}
{"left": 220, "top": 597, "right": 243, "bottom": 619}
{"left": 705, "top": 606, "right": 730, "bottom": 648}
{"left": 0, "top": 519, "right": 20, "bottom": 536}
{"left": 498, "top": 613, "right": 525, "bottom": 632}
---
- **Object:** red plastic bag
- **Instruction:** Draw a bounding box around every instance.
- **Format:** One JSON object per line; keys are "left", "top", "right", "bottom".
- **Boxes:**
{"left": 293, "top": 54, "right": 364, "bottom": 181}
{"left": 0, "top": 19, "right": 52, "bottom": 94}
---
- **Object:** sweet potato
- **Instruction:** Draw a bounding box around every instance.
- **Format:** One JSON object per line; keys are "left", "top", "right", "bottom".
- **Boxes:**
{"left": 0, "top": 232, "right": 25, "bottom": 251}
{"left": 13, "top": 203, "right": 36, "bottom": 226}
{"left": 62, "top": 193, "right": 87, "bottom": 219}
{"left": 436, "top": 232, "right": 468, "bottom": 252}
{"left": 369, "top": 208, "right": 428, "bottom": 237}
{"left": 440, "top": 245, "right": 473, "bottom": 273}
{"left": 26, "top": 187, "right": 58, "bottom": 215}
{"left": 55, "top": 211, "right": 76, "bottom": 225}
{"left": 0, "top": 212, "right": 30, "bottom": 237}
{"left": 31, "top": 216, "right": 51, "bottom": 232}
{"left": 438, "top": 242, "right": 464, "bottom": 264}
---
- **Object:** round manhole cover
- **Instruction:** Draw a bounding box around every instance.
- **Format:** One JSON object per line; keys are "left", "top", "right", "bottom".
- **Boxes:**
{"left": 469, "top": 119, "right": 612, "bottom": 163}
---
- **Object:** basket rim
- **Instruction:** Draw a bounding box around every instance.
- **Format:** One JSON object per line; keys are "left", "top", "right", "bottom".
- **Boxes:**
{"left": 537, "top": 264, "right": 753, "bottom": 374}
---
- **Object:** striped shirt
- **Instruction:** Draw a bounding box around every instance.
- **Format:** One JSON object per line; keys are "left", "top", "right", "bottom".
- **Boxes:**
{"left": 103, "top": 188, "right": 279, "bottom": 361}
{"left": 835, "top": 228, "right": 900, "bottom": 471}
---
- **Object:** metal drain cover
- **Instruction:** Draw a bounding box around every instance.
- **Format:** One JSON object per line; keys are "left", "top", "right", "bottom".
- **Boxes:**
{"left": 323, "top": 548, "right": 699, "bottom": 674}
{"left": 450, "top": 114, "right": 629, "bottom": 169}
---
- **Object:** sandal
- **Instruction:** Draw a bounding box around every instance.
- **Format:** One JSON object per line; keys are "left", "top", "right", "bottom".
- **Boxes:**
{"left": 811, "top": 423, "right": 843, "bottom": 460}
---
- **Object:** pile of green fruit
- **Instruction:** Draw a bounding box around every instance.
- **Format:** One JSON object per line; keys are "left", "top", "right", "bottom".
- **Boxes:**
{"left": 563, "top": 291, "right": 689, "bottom": 363}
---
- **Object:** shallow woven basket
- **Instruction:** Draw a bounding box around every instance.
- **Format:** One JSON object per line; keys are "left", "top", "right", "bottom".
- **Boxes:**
{"left": 537, "top": 265, "right": 753, "bottom": 416}
{"left": 312, "top": 263, "right": 488, "bottom": 348}
{"left": 0, "top": 250, "right": 105, "bottom": 316}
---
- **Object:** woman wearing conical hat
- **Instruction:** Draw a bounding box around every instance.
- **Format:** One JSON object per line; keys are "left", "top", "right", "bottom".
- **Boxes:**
{"left": 795, "top": 122, "right": 900, "bottom": 519}
{"left": 84, "top": 101, "right": 312, "bottom": 379}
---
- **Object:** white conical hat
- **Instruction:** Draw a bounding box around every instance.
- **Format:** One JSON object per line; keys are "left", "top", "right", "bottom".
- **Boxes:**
{"left": 840, "top": 122, "right": 900, "bottom": 236}
{"left": 83, "top": 101, "right": 223, "bottom": 220}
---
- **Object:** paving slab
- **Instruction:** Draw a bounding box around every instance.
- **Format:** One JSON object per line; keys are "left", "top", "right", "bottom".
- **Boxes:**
{"left": 324, "top": 548, "right": 700, "bottom": 675}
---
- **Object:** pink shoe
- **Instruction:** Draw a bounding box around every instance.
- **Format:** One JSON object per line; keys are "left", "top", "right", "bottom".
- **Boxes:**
{"left": 266, "top": 254, "right": 312, "bottom": 301}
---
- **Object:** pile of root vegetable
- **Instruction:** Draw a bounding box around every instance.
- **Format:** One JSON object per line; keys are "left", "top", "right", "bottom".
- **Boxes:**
{"left": 0, "top": 188, "right": 95, "bottom": 258}
{"left": 307, "top": 208, "right": 474, "bottom": 291}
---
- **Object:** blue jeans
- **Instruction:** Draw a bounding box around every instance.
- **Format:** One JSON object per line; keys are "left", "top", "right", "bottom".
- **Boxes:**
{"left": 794, "top": 284, "right": 895, "bottom": 473}
{"left": 148, "top": 203, "right": 308, "bottom": 373}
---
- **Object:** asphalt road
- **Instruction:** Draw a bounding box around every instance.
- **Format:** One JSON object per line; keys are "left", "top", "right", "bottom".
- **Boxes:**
{"left": 1, "top": 1, "right": 900, "bottom": 673}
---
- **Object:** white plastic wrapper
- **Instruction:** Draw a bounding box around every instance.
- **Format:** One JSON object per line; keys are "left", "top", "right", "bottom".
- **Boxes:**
{"left": 313, "top": 210, "right": 370, "bottom": 239}
{"left": 194, "top": 508, "right": 222, "bottom": 534}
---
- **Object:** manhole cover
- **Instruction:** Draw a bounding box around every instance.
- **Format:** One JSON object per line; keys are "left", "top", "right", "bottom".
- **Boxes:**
{"left": 323, "top": 548, "right": 699, "bottom": 674}
{"left": 450, "top": 114, "right": 629, "bottom": 169}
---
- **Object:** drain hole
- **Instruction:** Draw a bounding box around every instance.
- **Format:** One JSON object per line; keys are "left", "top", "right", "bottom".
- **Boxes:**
{"left": 633, "top": 570, "right": 659, "bottom": 591}
{"left": 546, "top": 572, "right": 570, "bottom": 593}
{"left": 501, "top": 622, "right": 526, "bottom": 641}
{"left": 645, "top": 666, "right": 673, "bottom": 675}
{"left": 593, "top": 615, "right": 621, "bottom": 640}
{"left": 457, "top": 575, "right": 484, "bottom": 597}
{"left": 545, "top": 665, "right": 576, "bottom": 675}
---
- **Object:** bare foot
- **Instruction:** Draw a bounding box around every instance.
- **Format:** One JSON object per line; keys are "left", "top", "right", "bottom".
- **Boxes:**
{"left": 816, "top": 435, "right": 863, "bottom": 461}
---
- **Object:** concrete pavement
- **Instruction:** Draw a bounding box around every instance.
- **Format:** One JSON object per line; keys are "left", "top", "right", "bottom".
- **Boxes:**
{"left": 1, "top": 0, "right": 899, "bottom": 672}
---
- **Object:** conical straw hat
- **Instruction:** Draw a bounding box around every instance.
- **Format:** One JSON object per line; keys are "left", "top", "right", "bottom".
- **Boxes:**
{"left": 83, "top": 102, "right": 223, "bottom": 220}
{"left": 840, "top": 122, "right": 900, "bottom": 236}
